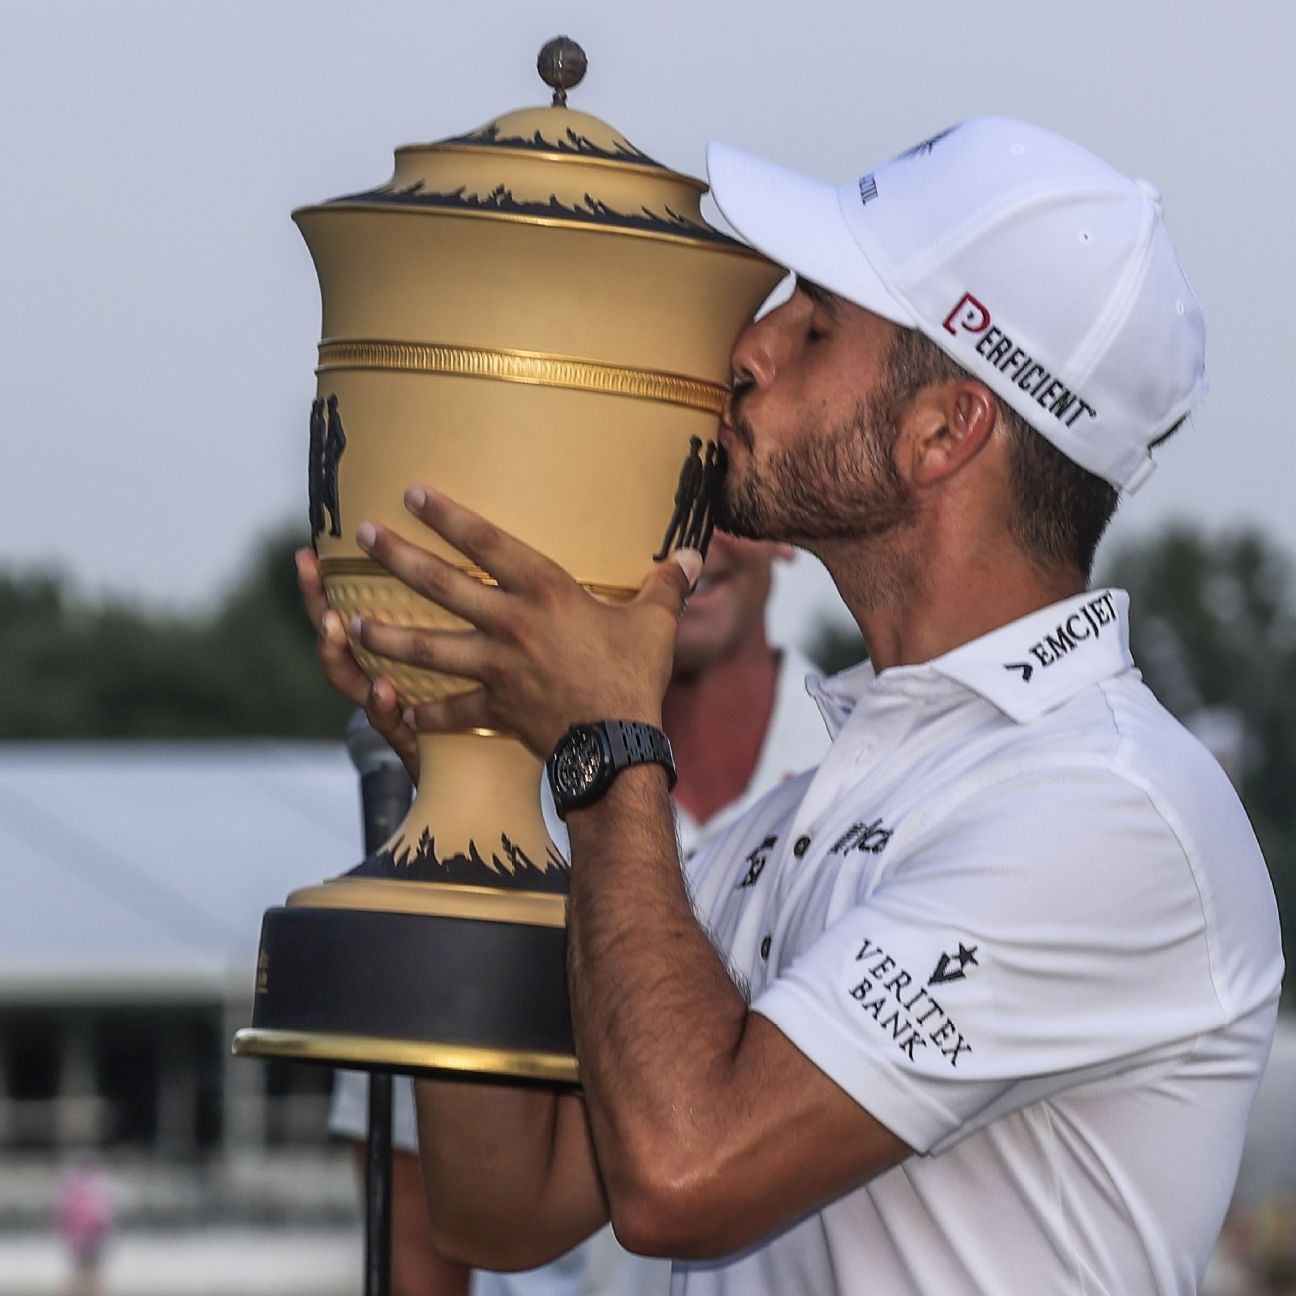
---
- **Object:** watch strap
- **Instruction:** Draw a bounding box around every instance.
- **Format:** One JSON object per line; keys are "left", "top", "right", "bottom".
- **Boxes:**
{"left": 604, "top": 720, "right": 678, "bottom": 792}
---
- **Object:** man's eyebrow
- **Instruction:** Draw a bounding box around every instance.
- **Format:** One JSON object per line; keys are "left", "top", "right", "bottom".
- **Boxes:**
{"left": 796, "top": 277, "right": 842, "bottom": 314}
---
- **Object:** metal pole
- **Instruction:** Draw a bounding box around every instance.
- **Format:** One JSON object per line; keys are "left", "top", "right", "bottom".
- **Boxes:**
{"left": 364, "top": 1072, "right": 394, "bottom": 1296}
{"left": 346, "top": 711, "right": 414, "bottom": 1296}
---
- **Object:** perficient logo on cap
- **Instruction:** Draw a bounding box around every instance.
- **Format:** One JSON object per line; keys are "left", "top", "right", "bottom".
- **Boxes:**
{"left": 941, "top": 293, "right": 1098, "bottom": 431}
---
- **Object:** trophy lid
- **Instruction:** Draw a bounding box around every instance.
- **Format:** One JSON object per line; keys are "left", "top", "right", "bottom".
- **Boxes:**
{"left": 312, "top": 37, "right": 753, "bottom": 254}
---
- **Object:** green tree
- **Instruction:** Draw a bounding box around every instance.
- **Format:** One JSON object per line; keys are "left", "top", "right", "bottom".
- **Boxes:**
{"left": 0, "top": 525, "right": 351, "bottom": 739}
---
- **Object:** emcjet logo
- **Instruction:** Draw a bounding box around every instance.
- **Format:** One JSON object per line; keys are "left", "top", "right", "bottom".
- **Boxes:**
{"left": 942, "top": 293, "right": 1098, "bottom": 431}
{"left": 1004, "top": 590, "right": 1118, "bottom": 682}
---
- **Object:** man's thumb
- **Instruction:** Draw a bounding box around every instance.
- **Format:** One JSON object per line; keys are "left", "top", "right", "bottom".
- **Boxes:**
{"left": 671, "top": 548, "right": 704, "bottom": 590}
{"left": 639, "top": 548, "right": 702, "bottom": 613}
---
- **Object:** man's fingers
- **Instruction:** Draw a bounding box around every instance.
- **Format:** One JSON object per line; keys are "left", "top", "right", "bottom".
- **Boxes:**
{"left": 316, "top": 609, "right": 374, "bottom": 707}
{"left": 672, "top": 548, "right": 704, "bottom": 592}
{"left": 351, "top": 618, "right": 496, "bottom": 684}
{"left": 365, "top": 674, "right": 405, "bottom": 727}
{"left": 296, "top": 547, "right": 330, "bottom": 631}
{"left": 355, "top": 519, "right": 509, "bottom": 628}
{"left": 405, "top": 688, "right": 496, "bottom": 735}
{"left": 636, "top": 548, "right": 701, "bottom": 619}
{"left": 299, "top": 550, "right": 420, "bottom": 781}
{"left": 366, "top": 677, "right": 420, "bottom": 782}
{"left": 398, "top": 486, "right": 563, "bottom": 594}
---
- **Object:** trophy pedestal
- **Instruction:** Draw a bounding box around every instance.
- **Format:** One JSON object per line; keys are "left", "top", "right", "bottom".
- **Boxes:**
{"left": 232, "top": 899, "right": 575, "bottom": 1085}
{"left": 232, "top": 731, "right": 577, "bottom": 1086}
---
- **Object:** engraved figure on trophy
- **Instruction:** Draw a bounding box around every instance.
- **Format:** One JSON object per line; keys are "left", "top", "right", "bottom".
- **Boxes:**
{"left": 653, "top": 436, "right": 705, "bottom": 561}
{"left": 307, "top": 397, "right": 327, "bottom": 540}
{"left": 683, "top": 440, "right": 724, "bottom": 555}
{"left": 322, "top": 394, "right": 347, "bottom": 537}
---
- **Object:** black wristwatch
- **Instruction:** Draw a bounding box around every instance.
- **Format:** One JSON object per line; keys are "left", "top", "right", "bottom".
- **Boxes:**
{"left": 546, "top": 720, "right": 677, "bottom": 818}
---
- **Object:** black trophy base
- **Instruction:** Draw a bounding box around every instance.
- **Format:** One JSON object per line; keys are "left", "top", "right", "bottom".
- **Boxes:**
{"left": 232, "top": 904, "right": 577, "bottom": 1087}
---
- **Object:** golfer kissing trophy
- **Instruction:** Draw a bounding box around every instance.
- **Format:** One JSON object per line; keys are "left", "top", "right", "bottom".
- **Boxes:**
{"left": 233, "top": 39, "right": 781, "bottom": 1085}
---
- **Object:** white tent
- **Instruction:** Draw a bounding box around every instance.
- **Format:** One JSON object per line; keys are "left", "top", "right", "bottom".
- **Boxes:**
{"left": 0, "top": 742, "right": 361, "bottom": 1004}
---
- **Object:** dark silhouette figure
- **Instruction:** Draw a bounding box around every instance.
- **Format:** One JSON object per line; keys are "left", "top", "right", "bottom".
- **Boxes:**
{"left": 308, "top": 398, "right": 326, "bottom": 539}
{"left": 699, "top": 442, "right": 726, "bottom": 557}
{"left": 683, "top": 441, "right": 724, "bottom": 556}
{"left": 654, "top": 436, "right": 704, "bottom": 561}
{"left": 322, "top": 394, "right": 347, "bottom": 538}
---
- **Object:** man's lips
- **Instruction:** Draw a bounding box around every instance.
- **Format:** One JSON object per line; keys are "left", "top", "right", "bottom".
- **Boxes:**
{"left": 718, "top": 418, "right": 750, "bottom": 452}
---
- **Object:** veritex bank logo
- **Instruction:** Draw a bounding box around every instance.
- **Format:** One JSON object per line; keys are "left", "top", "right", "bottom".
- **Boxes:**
{"left": 942, "top": 293, "right": 1098, "bottom": 432}
{"left": 1004, "top": 590, "right": 1117, "bottom": 683}
{"left": 848, "top": 936, "right": 973, "bottom": 1069}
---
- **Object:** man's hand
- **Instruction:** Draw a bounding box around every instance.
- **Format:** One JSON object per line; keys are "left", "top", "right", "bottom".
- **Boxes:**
{"left": 295, "top": 546, "right": 419, "bottom": 781}
{"left": 349, "top": 486, "right": 702, "bottom": 761}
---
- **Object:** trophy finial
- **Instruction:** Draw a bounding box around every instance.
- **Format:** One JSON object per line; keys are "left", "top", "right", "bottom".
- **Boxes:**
{"left": 537, "top": 36, "right": 587, "bottom": 108}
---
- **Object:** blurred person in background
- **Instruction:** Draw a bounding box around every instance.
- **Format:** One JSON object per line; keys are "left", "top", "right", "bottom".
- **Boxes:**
{"left": 57, "top": 1156, "right": 112, "bottom": 1296}
{"left": 303, "top": 530, "right": 830, "bottom": 1296}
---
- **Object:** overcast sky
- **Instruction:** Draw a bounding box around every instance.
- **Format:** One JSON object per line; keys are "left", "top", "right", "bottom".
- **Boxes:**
{"left": 3, "top": 1, "right": 1292, "bottom": 648}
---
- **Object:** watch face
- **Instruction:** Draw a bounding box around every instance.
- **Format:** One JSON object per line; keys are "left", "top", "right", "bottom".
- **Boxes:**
{"left": 552, "top": 728, "right": 605, "bottom": 801}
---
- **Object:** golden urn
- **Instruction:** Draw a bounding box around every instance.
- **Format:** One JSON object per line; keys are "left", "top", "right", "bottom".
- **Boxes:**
{"left": 233, "top": 39, "right": 781, "bottom": 1085}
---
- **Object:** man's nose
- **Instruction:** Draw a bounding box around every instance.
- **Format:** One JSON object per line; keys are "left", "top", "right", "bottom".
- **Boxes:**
{"left": 728, "top": 315, "right": 776, "bottom": 398}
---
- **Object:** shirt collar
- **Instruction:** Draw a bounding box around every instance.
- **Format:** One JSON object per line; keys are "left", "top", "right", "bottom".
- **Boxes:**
{"left": 806, "top": 588, "right": 1135, "bottom": 731}
{"left": 807, "top": 659, "right": 877, "bottom": 737}
{"left": 931, "top": 588, "right": 1133, "bottom": 722}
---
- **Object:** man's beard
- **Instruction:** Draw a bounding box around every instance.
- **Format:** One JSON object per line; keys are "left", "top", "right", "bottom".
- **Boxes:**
{"left": 714, "top": 385, "right": 918, "bottom": 547}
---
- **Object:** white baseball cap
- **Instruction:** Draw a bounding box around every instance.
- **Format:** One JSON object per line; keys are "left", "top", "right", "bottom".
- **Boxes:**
{"left": 707, "top": 118, "right": 1206, "bottom": 492}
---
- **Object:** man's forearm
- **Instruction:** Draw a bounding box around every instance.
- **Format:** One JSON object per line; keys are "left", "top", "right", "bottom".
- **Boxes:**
{"left": 564, "top": 765, "right": 753, "bottom": 1252}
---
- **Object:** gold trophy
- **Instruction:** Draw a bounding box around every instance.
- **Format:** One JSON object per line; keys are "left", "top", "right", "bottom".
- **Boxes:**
{"left": 233, "top": 39, "right": 781, "bottom": 1084}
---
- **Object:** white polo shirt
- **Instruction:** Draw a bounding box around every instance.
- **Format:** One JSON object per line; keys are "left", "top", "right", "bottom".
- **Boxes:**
{"left": 676, "top": 589, "right": 1282, "bottom": 1296}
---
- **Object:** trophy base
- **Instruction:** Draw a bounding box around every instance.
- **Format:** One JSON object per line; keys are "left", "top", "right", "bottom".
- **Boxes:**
{"left": 232, "top": 898, "right": 576, "bottom": 1087}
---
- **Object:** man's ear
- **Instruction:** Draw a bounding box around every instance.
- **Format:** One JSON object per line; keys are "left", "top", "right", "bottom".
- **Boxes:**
{"left": 907, "top": 381, "right": 998, "bottom": 488}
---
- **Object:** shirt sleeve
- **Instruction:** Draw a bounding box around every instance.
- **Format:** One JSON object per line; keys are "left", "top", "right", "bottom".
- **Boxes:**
{"left": 751, "top": 766, "right": 1227, "bottom": 1155}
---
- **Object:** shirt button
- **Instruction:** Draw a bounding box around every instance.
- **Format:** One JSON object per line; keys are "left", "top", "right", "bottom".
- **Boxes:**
{"left": 793, "top": 835, "right": 811, "bottom": 857}
{"left": 760, "top": 935, "right": 772, "bottom": 960}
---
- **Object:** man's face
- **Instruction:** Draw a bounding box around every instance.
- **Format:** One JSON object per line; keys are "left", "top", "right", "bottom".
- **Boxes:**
{"left": 673, "top": 531, "right": 786, "bottom": 677}
{"left": 716, "top": 282, "right": 918, "bottom": 546}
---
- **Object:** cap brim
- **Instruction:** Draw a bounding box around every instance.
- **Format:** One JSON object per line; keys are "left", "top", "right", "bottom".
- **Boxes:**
{"left": 706, "top": 141, "right": 915, "bottom": 328}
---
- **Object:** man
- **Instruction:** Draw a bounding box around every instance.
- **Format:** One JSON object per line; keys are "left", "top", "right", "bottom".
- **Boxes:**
{"left": 328, "top": 119, "right": 1283, "bottom": 1292}
{"left": 307, "top": 531, "right": 829, "bottom": 1295}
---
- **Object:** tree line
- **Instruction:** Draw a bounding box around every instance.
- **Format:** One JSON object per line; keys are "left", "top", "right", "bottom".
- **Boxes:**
{"left": 0, "top": 526, "right": 350, "bottom": 741}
